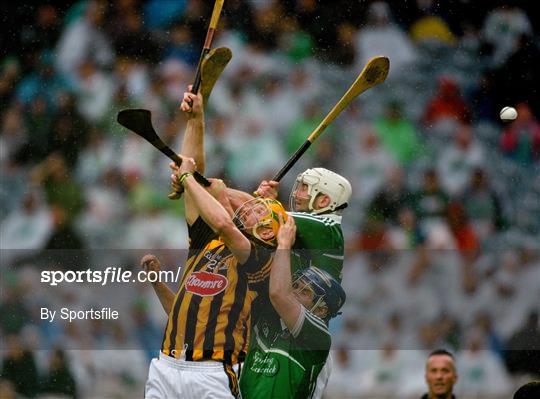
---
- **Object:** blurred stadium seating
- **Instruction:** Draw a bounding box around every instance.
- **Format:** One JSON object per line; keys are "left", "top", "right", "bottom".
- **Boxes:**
{"left": 1, "top": 1, "right": 539, "bottom": 398}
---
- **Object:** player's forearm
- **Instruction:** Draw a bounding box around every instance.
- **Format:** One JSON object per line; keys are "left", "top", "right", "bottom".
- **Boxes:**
{"left": 181, "top": 116, "right": 206, "bottom": 174}
{"left": 151, "top": 281, "right": 175, "bottom": 314}
{"left": 184, "top": 175, "right": 234, "bottom": 234}
{"left": 269, "top": 245, "right": 300, "bottom": 330}
{"left": 269, "top": 246, "right": 293, "bottom": 296}
{"left": 226, "top": 188, "right": 255, "bottom": 211}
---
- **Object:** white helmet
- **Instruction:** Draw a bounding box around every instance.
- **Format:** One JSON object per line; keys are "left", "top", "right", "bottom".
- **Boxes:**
{"left": 290, "top": 168, "right": 352, "bottom": 214}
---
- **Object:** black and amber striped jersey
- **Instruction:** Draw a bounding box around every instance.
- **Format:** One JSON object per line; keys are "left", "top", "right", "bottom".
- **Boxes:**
{"left": 161, "top": 217, "right": 273, "bottom": 365}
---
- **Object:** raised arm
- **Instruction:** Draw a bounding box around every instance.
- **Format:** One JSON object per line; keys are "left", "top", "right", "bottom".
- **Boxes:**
{"left": 226, "top": 188, "right": 256, "bottom": 211}
{"left": 254, "top": 180, "right": 279, "bottom": 200}
{"left": 177, "top": 155, "right": 251, "bottom": 263}
{"left": 269, "top": 216, "right": 302, "bottom": 331}
{"left": 179, "top": 87, "right": 206, "bottom": 173}
{"left": 140, "top": 254, "right": 175, "bottom": 315}
{"left": 171, "top": 167, "right": 234, "bottom": 218}
{"left": 225, "top": 179, "right": 279, "bottom": 212}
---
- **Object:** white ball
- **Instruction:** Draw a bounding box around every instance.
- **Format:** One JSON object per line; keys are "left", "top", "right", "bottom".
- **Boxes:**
{"left": 500, "top": 106, "right": 518, "bottom": 121}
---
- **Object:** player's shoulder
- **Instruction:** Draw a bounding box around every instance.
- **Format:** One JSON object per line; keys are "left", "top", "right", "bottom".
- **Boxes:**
{"left": 302, "top": 307, "right": 330, "bottom": 336}
{"left": 288, "top": 212, "right": 342, "bottom": 227}
{"left": 296, "top": 308, "right": 331, "bottom": 351}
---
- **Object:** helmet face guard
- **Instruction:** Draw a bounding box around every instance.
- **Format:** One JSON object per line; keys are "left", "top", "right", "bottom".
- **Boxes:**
{"left": 291, "top": 267, "right": 346, "bottom": 321}
{"left": 290, "top": 173, "right": 321, "bottom": 213}
{"left": 233, "top": 198, "right": 287, "bottom": 246}
{"left": 292, "top": 273, "right": 327, "bottom": 315}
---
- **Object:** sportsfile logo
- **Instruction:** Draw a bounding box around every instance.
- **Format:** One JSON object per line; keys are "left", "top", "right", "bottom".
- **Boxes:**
{"left": 40, "top": 267, "right": 182, "bottom": 286}
{"left": 185, "top": 271, "right": 228, "bottom": 296}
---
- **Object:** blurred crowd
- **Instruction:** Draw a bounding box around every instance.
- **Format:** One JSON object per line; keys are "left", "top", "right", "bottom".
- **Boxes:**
{"left": 1, "top": 0, "right": 539, "bottom": 398}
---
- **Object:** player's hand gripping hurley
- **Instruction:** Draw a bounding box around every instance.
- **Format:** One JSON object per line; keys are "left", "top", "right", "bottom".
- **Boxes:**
{"left": 187, "top": 0, "right": 225, "bottom": 106}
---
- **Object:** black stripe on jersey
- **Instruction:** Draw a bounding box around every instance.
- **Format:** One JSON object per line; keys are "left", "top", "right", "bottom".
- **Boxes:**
{"left": 201, "top": 244, "right": 229, "bottom": 359}
{"left": 166, "top": 288, "right": 185, "bottom": 355}
{"left": 166, "top": 249, "right": 206, "bottom": 355}
{"left": 183, "top": 292, "right": 203, "bottom": 359}
{"left": 188, "top": 217, "right": 217, "bottom": 249}
{"left": 195, "top": 244, "right": 230, "bottom": 359}
{"left": 223, "top": 270, "right": 247, "bottom": 365}
{"left": 202, "top": 280, "right": 226, "bottom": 359}
{"left": 241, "top": 242, "right": 272, "bottom": 272}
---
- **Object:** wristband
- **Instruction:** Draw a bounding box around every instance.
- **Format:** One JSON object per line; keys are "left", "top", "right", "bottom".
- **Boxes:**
{"left": 179, "top": 172, "right": 192, "bottom": 186}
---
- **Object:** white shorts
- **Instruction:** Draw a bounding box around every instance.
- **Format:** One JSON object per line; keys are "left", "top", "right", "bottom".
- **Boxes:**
{"left": 145, "top": 352, "right": 239, "bottom": 399}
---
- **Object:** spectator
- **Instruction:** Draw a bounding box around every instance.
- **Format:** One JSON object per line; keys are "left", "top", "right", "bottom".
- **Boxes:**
{"left": 163, "top": 23, "right": 198, "bottom": 66}
{"left": 0, "top": 335, "right": 40, "bottom": 398}
{"left": 350, "top": 216, "right": 392, "bottom": 271}
{"left": 423, "top": 76, "right": 472, "bottom": 127}
{"left": 77, "top": 168, "right": 126, "bottom": 249}
{"left": 18, "top": 5, "right": 61, "bottom": 65}
{"left": 74, "top": 59, "right": 115, "bottom": 124}
{"left": 0, "top": 106, "right": 26, "bottom": 167}
{"left": 446, "top": 201, "right": 480, "bottom": 262}
{"left": 0, "top": 277, "right": 31, "bottom": 335}
{"left": 409, "top": 6, "right": 457, "bottom": 47}
{"left": 504, "top": 311, "right": 540, "bottom": 377}
{"left": 354, "top": 1, "right": 418, "bottom": 79}
{"left": 481, "top": 4, "right": 533, "bottom": 66}
{"left": 131, "top": 300, "right": 162, "bottom": 362}
{"left": 324, "top": 348, "right": 364, "bottom": 398}
{"left": 414, "top": 169, "right": 450, "bottom": 223}
{"left": 367, "top": 166, "right": 414, "bottom": 225}
{"left": 225, "top": 118, "right": 285, "bottom": 190}
{"left": 341, "top": 128, "right": 397, "bottom": 206}
{"left": 44, "top": 204, "right": 85, "bottom": 253}
{"left": 142, "top": 0, "right": 186, "bottom": 30}
{"left": 31, "top": 153, "right": 85, "bottom": 223}
{"left": 374, "top": 99, "right": 426, "bottom": 165}
{"left": 461, "top": 168, "right": 505, "bottom": 240}
{"left": 500, "top": 102, "right": 540, "bottom": 166}
{"left": 285, "top": 101, "right": 325, "bottom": 168}
{"left": 0, "top": 189, "right": 53, "bottom": 263}
{"left": 50, "top": 92, "right": 90, "bottom": 167}
{"left": 16, "top": 50, "right": 75, "bottom": 110}
{"left": 457, "top": 331, "right": 513, "bottom": 397}
{"left": 422, "top": 349, "right": 457, "bottom": 399}
{"left": 109, "top": 8, "right": 162, "bottom": 63}
{"left": 474, "top": 312, "right": 505, "bottom": 359}
{"left": 18, "top": 95, "right": 53, "bottom": 164}
{"left": 40, "top": 348, "right": 77, "bottom": 398}
{"left": 55, "top": 0, "right": 115, "bottom": 79}
{"left": 75, "top": 129, "right": 115, "bottom": 185}
{"left": 437, "top": 123, "right": 485, "bottom": 196}
{"left": 388, "top": 208, "right": 426, "bottom": 250}
{"left": 0, "top": 379, "right": 16, "bottom": 399}
{"left": 326, "top": 22, "right": 356, "bottom": 67}
{"left": 0, "top": 57, "right": 21, "bottom": 110}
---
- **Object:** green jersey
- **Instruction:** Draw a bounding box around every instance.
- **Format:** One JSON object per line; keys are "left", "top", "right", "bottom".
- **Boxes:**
{"left": 240, "top": 305, "right": 331, "bottom": 399}
{"left": 290, "top": 212, "right": 344, "bottom": 282}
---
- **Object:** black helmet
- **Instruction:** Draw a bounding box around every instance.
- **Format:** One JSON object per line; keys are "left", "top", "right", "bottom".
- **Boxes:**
{"left": 292, "top": 267, "right": 346, "bottom": 321}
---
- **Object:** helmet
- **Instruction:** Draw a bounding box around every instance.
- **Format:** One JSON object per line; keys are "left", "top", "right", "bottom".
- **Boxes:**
{"left": 290, "top": 168, "right": 352, "bottom": 214}
{"left": 292, "top": 267, "right": 346, "bottom": 321}
{"left": 233, "top": 197, "right": 288, "bottom": 246}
